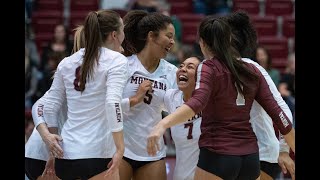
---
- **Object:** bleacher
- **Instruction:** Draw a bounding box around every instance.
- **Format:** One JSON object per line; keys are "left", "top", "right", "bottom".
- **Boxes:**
{"left": 28, "top": 0, "right": 296, "bottom": 130}
{"left": 233, "top": 0, "right": 295, "bottom": 73}
{"left": 31, "top": 0, "right": 99, "bottom": 56}
{"left": 167, "top": 0, "right": 295, "bottom": 73}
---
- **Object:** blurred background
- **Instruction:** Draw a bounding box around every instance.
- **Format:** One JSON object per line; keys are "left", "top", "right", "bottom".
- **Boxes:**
{"left": 25, "top": 0, "right": 295, "bottom": 179}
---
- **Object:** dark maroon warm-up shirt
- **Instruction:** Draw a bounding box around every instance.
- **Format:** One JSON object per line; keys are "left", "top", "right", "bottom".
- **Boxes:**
{"left": 185, "top": 58, "right": 292, "bottom": 155}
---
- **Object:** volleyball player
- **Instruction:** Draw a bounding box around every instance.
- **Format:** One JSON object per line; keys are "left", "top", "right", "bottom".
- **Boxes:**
{"left": 119, "top": 10, "right": 178, "bottom": 180}
{"left": 36, "top": 10, "right": 129, "bottom": 179}
{"left": 147, "top": 16, "right": 295, "bottom": 180}
{"left": 226, "top": 11, "right": 295, "bottom": 180}
{"left": 163, "top": 56, "right": 202, "bottom": 180}
{"left": 25, "top": 25, "right": 84, "bottom": 180}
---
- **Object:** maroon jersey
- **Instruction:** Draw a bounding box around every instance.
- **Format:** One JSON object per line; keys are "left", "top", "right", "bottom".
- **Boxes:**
{"left": 185, "top": 58, "right": 292, "bottom": 155}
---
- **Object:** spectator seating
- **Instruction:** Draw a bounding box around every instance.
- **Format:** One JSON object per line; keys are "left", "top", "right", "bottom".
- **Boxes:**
{"left": 69, "top": 0, "right": 99, "bottom": 34}
{"left": 282, "top": 15, "right": 295, "bottom": 38}
{"left": 177, "top": 13, "right": 205, "bottom": 24}
{"left": 167, "top": 0, "right": 192, "bottom": 3}
{"left": 70, "top": 0, "right": 99, "bottom": 11}
{"left": 32, "top": 10, "right": 64, "bottom": 34}
{"left": 251, "top": 15, "right": 278, "bottom": 36}
{"left": 32, "top": 10, "right": 64, "bottom": 53}
{"left": 233, "top": 0, "right": 260, "bottom": 15}
{"left": 258, "top": 36, "right": 288, "bottom": 59}
{"left": 182, "top": 22, "right": 199, "bottom": 44}
{"left": 170, "top": 2, "right": 193, "bottom": 15}
{"left": 265, "top": 0, "right": 294, "bottom": 16}
{"left": 34, "top": 32, "right": 52, "bottom": 56}
{"left": 272, "top": 58, "right": 287, "bottom": 74}
{"left": 69, "top": 11, "right": 89, "bottom": 31}
{"left": 36, "top": 0, "right": 63, "bottom": 11}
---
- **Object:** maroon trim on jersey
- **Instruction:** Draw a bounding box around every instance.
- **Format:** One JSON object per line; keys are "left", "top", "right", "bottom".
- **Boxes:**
{"left": 185, "top": 60, "right": 214, "bottom": 114}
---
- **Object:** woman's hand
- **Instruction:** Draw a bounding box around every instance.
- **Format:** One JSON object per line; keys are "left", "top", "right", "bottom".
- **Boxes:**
{"left": 147, "top": 122, "right": 167, "bottom": 156}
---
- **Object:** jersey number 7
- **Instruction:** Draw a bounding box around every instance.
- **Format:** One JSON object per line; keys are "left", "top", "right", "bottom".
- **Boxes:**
{"left": 184, "top": 122, "right": 193, "bottom": 139}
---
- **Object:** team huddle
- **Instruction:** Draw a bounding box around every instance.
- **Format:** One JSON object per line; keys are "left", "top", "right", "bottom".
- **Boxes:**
{"left": 25, "top": 9, "right": 295, "bottom": 180}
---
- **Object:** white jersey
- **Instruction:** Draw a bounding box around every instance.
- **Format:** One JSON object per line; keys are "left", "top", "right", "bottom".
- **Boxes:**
{"left": 43, "top": 48, "right": 129, "bottom": 159}
{"left": 242, "top": 58, "right": 293, "bottom": 163}
{"left": 122, "top": 55, "right": 178, "bottom": 161}
{"left": 25, "top": 91, "right": 67, "bottom": 161}
{"left": 163, "top": 89, "right": 201, "bottom": 180}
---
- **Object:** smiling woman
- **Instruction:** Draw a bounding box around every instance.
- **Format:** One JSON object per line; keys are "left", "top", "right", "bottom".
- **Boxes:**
{"left": 163, "top": 56, "right": 202, "bottom": 180}
{"left": 119, "top": 10, "right": 178, "bottom": 180}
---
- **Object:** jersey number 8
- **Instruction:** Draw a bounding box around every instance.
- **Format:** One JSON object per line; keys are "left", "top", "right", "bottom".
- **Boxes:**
{"left": 74, "top": 66, "right": 81, "bottom": 91}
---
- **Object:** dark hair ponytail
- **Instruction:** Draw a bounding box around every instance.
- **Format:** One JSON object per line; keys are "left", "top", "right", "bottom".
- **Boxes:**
{"left": 80, "top": 10, "right": 121, "bottom": 92}
{"left": 199, "top": 16, "right": 258, "bottom": 95}
{"left": 122, "top": 10, "right": 148, "bottom": 56}
{"left": 226, "top": 10, "right": 258, "bottom": 59}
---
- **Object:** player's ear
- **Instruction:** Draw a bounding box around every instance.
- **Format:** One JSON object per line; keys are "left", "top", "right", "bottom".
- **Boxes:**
{"left": 111, "top": 31, "right": 117, "bottom": 40}
{"left": 147, "top": 31, "right": 155, "bottom": 41}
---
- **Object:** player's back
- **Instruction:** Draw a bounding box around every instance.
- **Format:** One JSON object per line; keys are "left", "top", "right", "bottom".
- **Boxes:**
{"left": 196, "top": 58, "right": 261, "bottom": 155}
{"left": 58, "top": 47, "right": 128, "bottom": 159}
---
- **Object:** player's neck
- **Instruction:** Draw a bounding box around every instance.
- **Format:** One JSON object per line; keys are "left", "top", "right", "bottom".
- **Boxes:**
{"left": 137, "top": 51, "right": 160, "bottom": 73}
{"left": 182, "top": 90, "right": 192, "bottom": 102}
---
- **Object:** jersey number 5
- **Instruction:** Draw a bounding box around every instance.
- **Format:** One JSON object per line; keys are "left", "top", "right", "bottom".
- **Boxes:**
{"left": 73, "top": 66, "right": 81, "bottom": 91}
{"left": 184, "top": 122, "right": 193, "bottom": 139}
{"left": 144, "top": 90, "right": 154, "bottom": 104}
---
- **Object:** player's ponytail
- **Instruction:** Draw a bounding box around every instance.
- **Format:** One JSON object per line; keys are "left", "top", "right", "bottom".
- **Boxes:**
{"left": 199, "top": 16, "right": 258, "bottom": 95}
{"left": 81, "top": 10, "right": 121, "bottom": 92}
{"left": 122, "top": 10, "right": 148, "bottom": 56}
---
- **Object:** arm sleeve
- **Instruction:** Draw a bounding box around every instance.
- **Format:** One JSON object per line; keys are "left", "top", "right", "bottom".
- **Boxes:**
{"left": 31, "top": 100, "right": 45, "bottom": 128}
{"left": 254, "top": 62, "right": 293, "bottom": 152}
{"left": 185, "top": 62, "right": 214, "bottom": 114}
{"left": 43, "top": 62, "right": 66, "bottom": 128}
{"left": 121, "top": 98, "right": 130, "bottom": 113}
{"left": 106, "top": 56, "right": 129, "bottom": 132}
{"left": 255, "top": 67, "right": 293, "bottom": 135}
